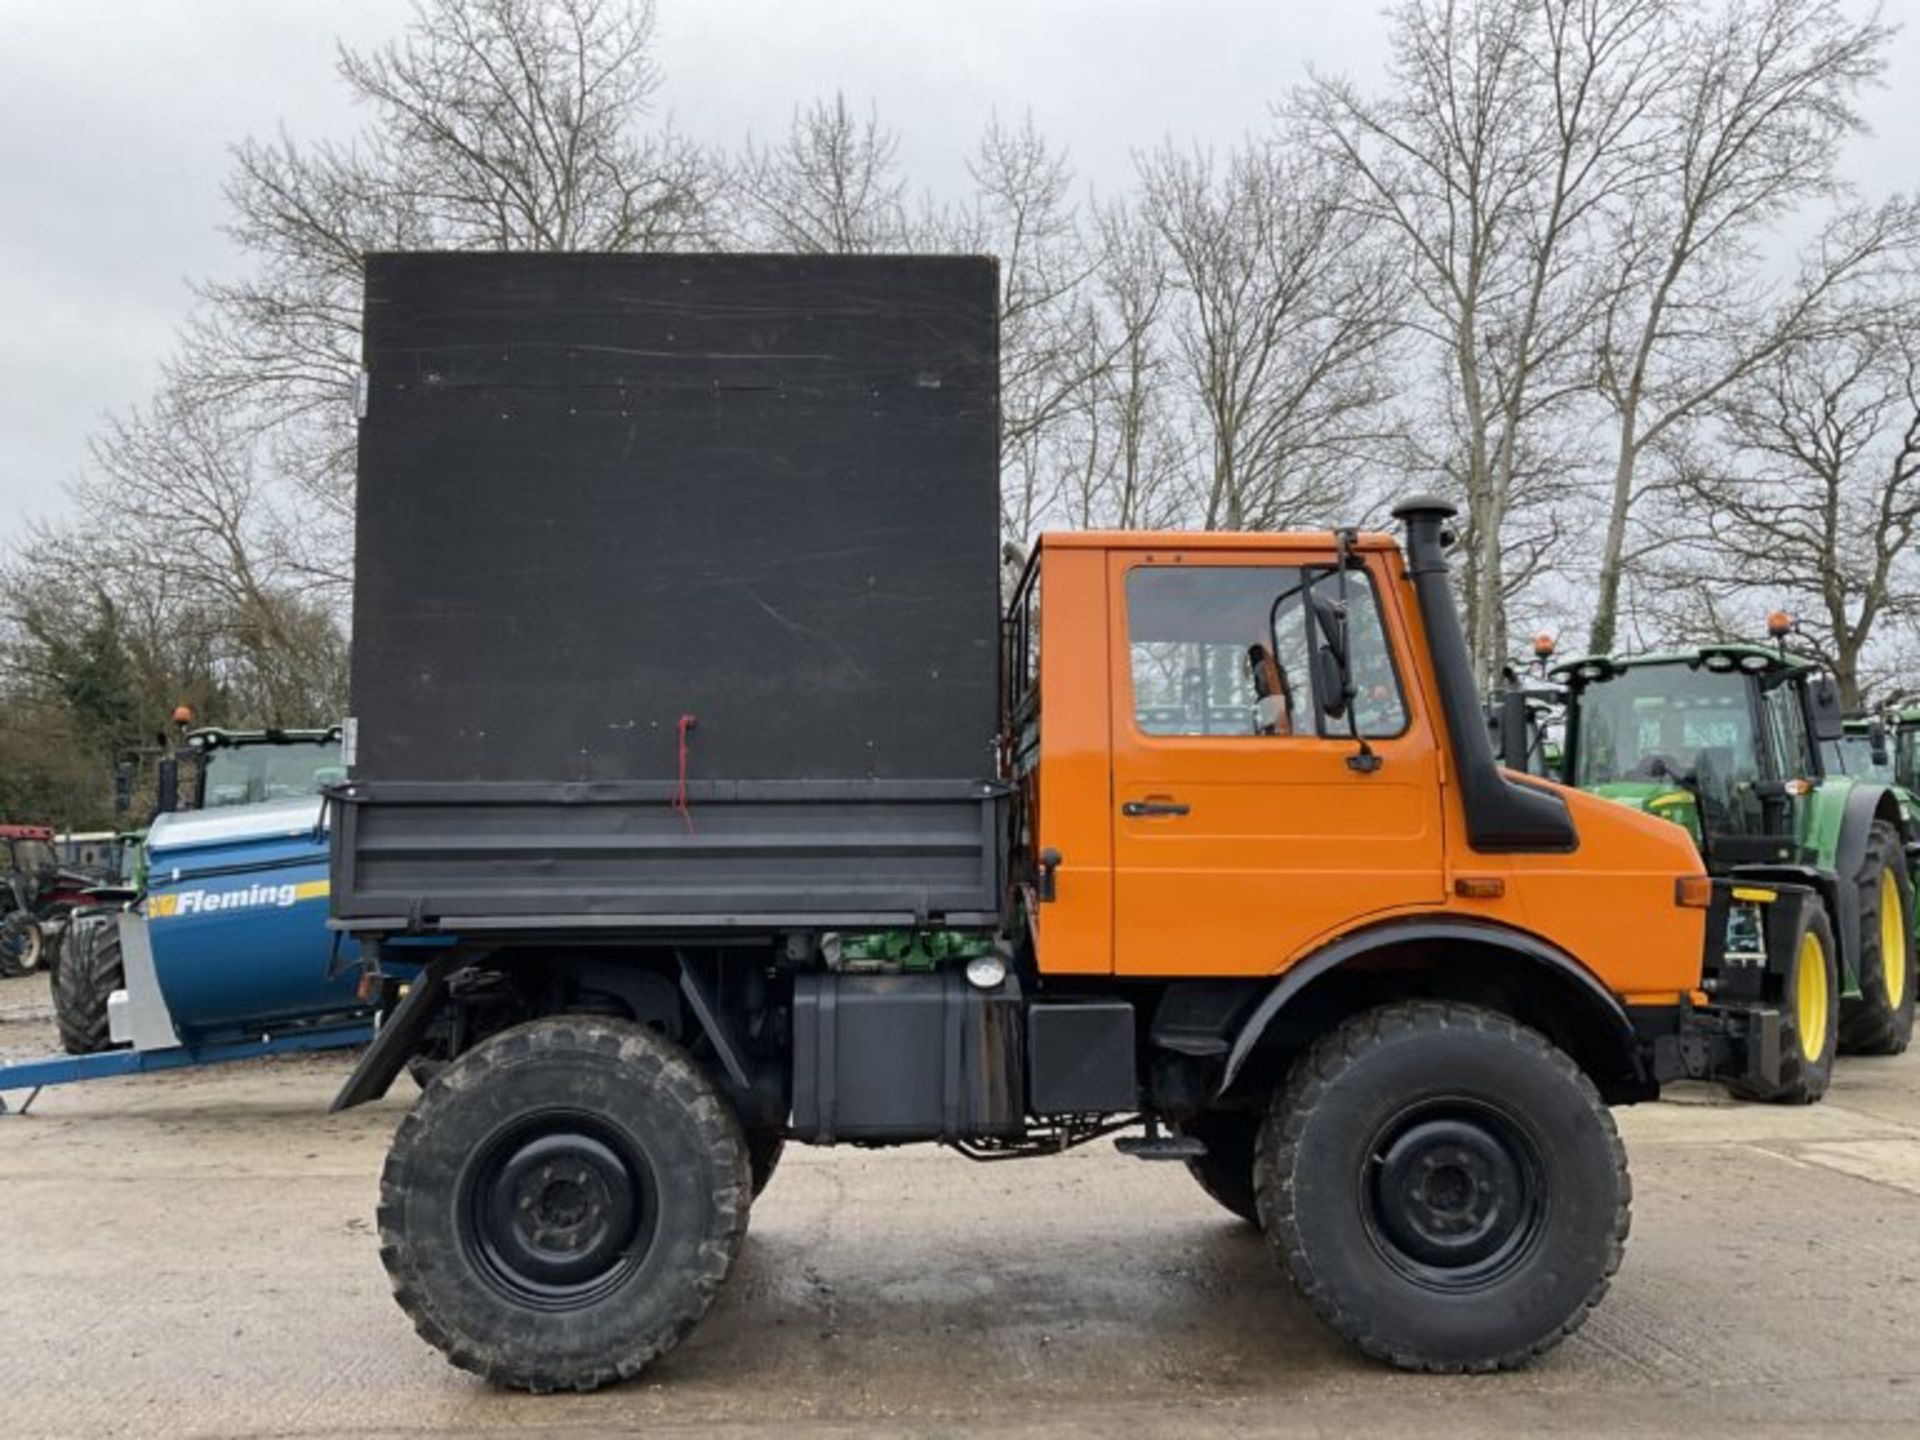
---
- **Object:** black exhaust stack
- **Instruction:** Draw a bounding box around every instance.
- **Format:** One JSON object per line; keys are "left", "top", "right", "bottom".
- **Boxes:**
{"left": 1393, "top": 495, "right": 1576, "bottom": 853}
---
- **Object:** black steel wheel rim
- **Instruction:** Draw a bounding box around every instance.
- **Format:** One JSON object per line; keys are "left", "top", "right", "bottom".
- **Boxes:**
{"left": 1358, "top": 1097, "right": 1547, "bottom": 1292}
{"left": 459, "top": 1109, "right": 658, "bottom": 1311}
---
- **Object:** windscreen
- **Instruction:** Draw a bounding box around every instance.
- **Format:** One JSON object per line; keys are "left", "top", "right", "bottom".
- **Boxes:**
{"left": 9, "top": 840, "right": 55, "bottom": 875}
{"left": 1572, "top": 665, "right": 1754, "bottom": 789}
{"left": 201, "top": 741, "right": 345, "bottom": 808}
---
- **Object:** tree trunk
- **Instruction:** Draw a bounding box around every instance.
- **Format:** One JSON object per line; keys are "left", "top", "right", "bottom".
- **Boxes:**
{"left": 1588, "top": 434, "right": 1638, "bottom": 656}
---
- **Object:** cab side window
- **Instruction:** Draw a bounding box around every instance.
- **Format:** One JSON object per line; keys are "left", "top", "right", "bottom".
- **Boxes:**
{"left": 1124, "top": 565, "right": 1408, "bottom": 739}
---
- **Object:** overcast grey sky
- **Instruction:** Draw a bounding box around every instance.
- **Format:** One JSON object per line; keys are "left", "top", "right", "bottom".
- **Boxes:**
{"left": 1, "top": 0, "right": 1914, "bottom": 539}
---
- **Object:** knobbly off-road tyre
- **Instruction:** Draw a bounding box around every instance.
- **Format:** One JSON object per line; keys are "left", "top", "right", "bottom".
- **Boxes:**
{"left": 1255, "top": 1001, "right": 1629, "bottom": 1373}
{"left": 1838, "top": 822, "right": 1915, "bottom": 1057}
{"left": 1729, "top": 902, "right": 1838, "bottom": 1104}
{"left": 1175, "top": 1110, "right": 1260, "bottom": 1226}
{"left": 52, "top": 912, "right": 124, "bottom": 1055}
{"left": 377, "top": 1015, "right": 749, "bottom": 1393}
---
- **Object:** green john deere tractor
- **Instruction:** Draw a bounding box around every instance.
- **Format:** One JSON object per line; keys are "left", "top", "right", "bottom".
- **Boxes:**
{"left": 1824, "top": 715, "right": 1920, "bottom": 830}
{"left": 1884, "top": 708, "right": 1920, "bottom": 803}
{"left": 1552, "top": 640, "right": 1916, "bottom": 1104}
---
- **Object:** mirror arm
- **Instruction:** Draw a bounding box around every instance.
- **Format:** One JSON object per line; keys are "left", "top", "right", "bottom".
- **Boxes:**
{"left": 1332, "top": 528, "right": 1380, "bottom": 774}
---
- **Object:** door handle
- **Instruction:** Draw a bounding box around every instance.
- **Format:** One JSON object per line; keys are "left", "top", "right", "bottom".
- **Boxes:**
{"left": 1123, "top": 799, "right": 1190, "bottom": 817}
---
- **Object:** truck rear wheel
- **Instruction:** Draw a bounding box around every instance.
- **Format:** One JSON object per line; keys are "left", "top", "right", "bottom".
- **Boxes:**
{"left": 1255, "top": 1001, "right": 1628, "bottom": 1372}
{"left": 53, "top": 913, "right": 124, "bottom": 1055}
{"left": 1729, "top": 903, "right": 1838, "bottom": 1104}
{"left": 1175, "top": 1110, "right": 1260, "bottom": 1225}
{"left": 377, "top": 1015, "right": 749, "bottom": 1392}
{"left": 1838, "top": 823, "right": 1915, "bottom": 1057}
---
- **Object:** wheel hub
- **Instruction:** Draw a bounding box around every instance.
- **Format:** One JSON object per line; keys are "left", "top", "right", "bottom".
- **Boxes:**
{"left": 465, "top": 1117, "right": 654, "bottom": 1308}
{"left": 1365, "top": 1107, "right": 1544, "bottom": 1288}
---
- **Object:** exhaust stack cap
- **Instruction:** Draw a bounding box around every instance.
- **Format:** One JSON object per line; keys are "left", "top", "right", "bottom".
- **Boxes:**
{"left": 1393, "top": 494, "right": 1460, "bottom": 556}
{"left": 1391, "top": 494, "right": 1459, "bottom": 524}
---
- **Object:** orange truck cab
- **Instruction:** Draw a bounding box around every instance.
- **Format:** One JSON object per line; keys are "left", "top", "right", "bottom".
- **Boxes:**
{"left": 1014, "top": 507, "right": 1769, "bottom": 1097}
{"left": 331, "top": 256, "right": 1796, "bottom": 1396}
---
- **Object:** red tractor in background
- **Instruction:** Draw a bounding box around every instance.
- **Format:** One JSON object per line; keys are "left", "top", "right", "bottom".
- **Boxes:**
{"left": 0, "top": 824, "right": 98, "bottom": 979}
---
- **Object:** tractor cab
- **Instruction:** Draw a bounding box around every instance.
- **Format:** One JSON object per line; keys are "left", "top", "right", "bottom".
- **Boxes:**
{"left": 1888, "top": 709, "right": 1920, "bottom": 796}
{"left": 180, "top": 726, "right": 345, "bottom": 810}
{"left": 0, "top": 824, "right": 86, "bottom": 977}
{"left": 1553, "top": 644, "right": 1841, "bottom": 868}
{"left": 0, "top": 825, "right": 59, "bottom": 899}
{"left": 1487, "top": 633, "right": 1566, "bottom": 777}
{"left": 1825, "top": 716, "right": 1898, "bottom": 786}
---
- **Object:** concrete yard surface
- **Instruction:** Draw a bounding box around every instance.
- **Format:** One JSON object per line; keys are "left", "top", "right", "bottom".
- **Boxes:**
{"left": 3, "top": 971, "right": 1920, "bottom": 1440}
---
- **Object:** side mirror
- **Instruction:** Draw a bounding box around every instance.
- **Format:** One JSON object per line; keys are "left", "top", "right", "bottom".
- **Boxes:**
{"left": 1870, "top": 718, "right": 1891, "bottom": 768}
{"left": 1807, "top": 675, "right": 1845, "bottom": 743}
{"left": 1308, "top": 590, "right": 1354, "bottom": 721}
{"left": 113, "top": 762, "right": 135, "bottom": 816}
{"left": 1314, "top": 647, "right": 1350, "bottom": 720}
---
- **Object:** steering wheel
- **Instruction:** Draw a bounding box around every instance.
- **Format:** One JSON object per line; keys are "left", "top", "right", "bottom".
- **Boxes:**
{"left": 1628, "top": 752, "right": 1685, "bottom": 782}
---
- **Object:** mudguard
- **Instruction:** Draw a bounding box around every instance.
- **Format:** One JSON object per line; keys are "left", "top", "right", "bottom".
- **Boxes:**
{"left": 1776, "top": 782, "right": 1909, "bottom": 991}
{"left": 329, "top": 959, "right": 451, "bottom": 1112}
{"left": 1215, "top": 916, "right": 1641, "bottom": 1096}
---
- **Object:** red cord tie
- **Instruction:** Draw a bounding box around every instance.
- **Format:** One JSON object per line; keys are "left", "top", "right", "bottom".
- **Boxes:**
{"left": 671, "top": 713, "right": 697, "bottom": 835}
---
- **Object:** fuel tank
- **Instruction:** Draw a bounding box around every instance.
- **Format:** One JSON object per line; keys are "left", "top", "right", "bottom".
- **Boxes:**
{"left": 143, "top": 797, "right": 362, "bottom": 1038}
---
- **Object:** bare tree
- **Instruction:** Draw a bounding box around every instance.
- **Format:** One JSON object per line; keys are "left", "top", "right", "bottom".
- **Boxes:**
{"left": 192, "top": 0, "right": 718, "bottom": 598}
{"left": 1050, "top": 199, "right": 1195, "bottom": 533}
{"left": 730, "top": 93, "right": 917, "bottom": 252}
{"left": 0, "top": 382, "right": 349, "bottom": 780}
{"left": 1673, "top": 307, "right": 1920, "bottom": 706}
{"left": 1136, "top": 137, "right": 1403, "bottom": 534}
{"left": 947, "top": 116, "right": 1110, "bottom": 542}
{"left": 77, "top": 374, "right": 348, "bottom": 721}
{"left": 1302, "top": 0, "right": 1675, "bottom": 683}
{"left": 1586, "top": 0, "right": 1899, "bottom": 654}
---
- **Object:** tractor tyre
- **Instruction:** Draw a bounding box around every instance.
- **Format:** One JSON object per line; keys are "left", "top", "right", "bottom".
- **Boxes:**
{"left": 1838, "top": 823, "right": 1915, "bottom": 1056}
{"left": 1728, "top": 902, "right": 1838, "bottom": 1104}
{"left": 0, "top": 915, "right": 44, "bottom": 978}
{"left": 1174, "top": 1110, "right": 1260, "bottom": 1226}
{"left": 745, "top": 1130, "right": 785, "bottom": 1201}
{"left": 52, "top": 913, "right": 125, "bottom": 1055}
{"left": 377, "top": 1015, "right": 749, "bottom": 1393}
{"left": 1255, "top": 1001, "right": 1629, "bottom": 1372}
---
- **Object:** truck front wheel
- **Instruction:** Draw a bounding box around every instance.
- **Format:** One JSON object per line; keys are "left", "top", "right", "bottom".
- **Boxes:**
{"left": 1256, "top": 1001, "right": 1628, "bottom": 1372}
{"left": 377, "top": 1015, "right": 750, "bottom": 1392}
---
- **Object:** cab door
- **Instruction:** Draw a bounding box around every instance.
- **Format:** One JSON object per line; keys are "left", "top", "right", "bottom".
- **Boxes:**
{"left": 1752, "top": 675, "right": 1817, "bottom": 866}
{"left": 1107, "top": 549, "right": 1445, "bottom": 977}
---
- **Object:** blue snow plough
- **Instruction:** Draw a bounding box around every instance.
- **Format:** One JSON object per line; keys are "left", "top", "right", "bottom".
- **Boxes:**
{"left": 0, "top": 728, "right": 378, "bottom": 1113}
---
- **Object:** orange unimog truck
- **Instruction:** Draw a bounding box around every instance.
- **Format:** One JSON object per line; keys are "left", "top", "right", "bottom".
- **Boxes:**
{"left": 329, "top": 253, "right": 1797, "bottom": 1392}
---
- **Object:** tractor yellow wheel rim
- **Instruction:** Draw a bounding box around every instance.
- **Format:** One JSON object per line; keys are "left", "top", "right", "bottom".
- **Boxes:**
{"left": 1796, "top": 931, "right": 1830, "bottom": 1065}
{"left": 1881, "top": 869, "right": 1907, "bottom": 1011}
